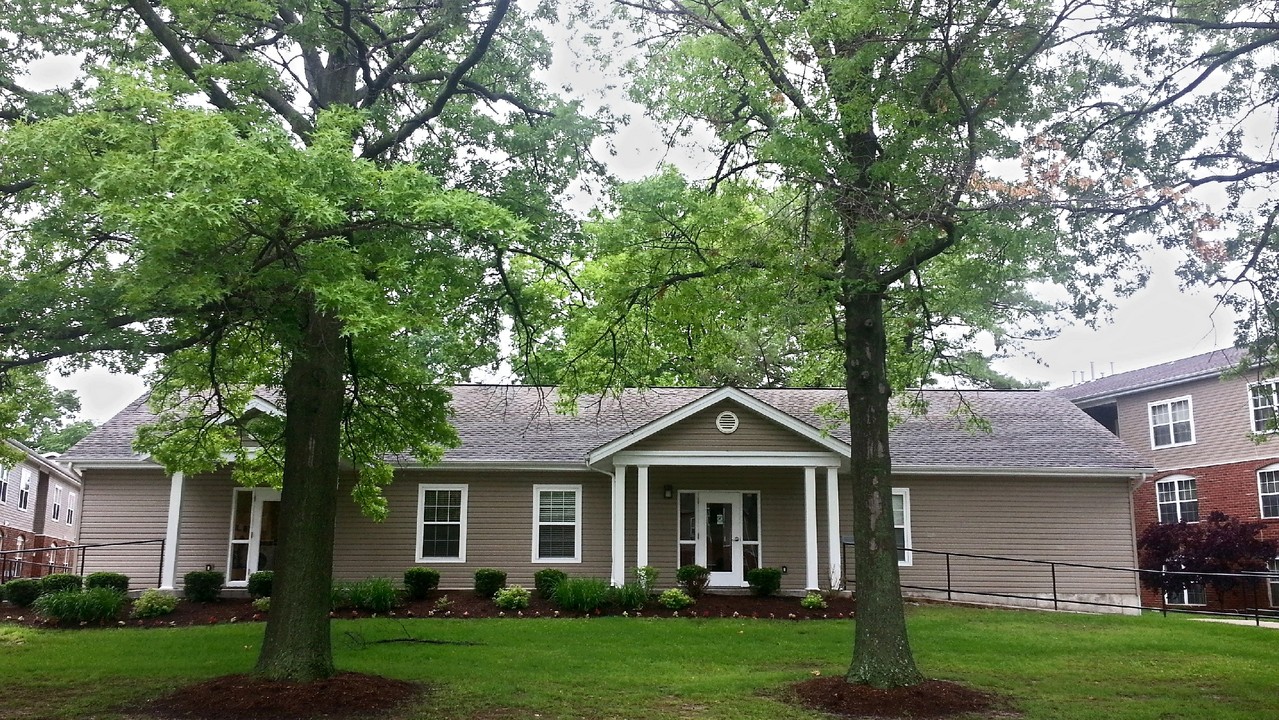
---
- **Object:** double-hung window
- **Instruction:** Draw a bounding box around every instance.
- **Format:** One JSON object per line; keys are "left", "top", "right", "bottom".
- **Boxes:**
{"left": 1156, "top": 475, "right": 1199, "bottom": 524}
{"left": 17, "top": 468, "right": 31, "bottom": 511}
{"left": 533, "top": 485, "right": 581, "bottom": 563}
{"left": 1258, "top": 465, "right": 1279, "bottom": 519}
{"left": 1269, "top": 559, "right": 1279, "bottom": 608}
{"left": 416, "top": 484, "right": 467, "bottom": 562}
{"left": 1251, "top": 380, "right": 1279, "bottom": 434}
{"left": 65, "top": 492, "right": 75, "bottom": 526}
{"left": 1149, "top": 397, "right": 1194, "bottom": 448}
{"left": 0, "top": 466, "right": 8, "bottom": 504}
{"left": 51, "top": 486, "right": 62, "bottom": 521}
{"left": 893, "top": 489, "right": 913, "bottom": 566}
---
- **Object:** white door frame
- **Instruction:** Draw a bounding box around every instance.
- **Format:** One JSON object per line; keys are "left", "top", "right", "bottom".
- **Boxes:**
{"left": 697, "top": 491, "right": 743, "bottom": 587}
{"left": 226, "top": 487, "right": 281, "bottom": 586}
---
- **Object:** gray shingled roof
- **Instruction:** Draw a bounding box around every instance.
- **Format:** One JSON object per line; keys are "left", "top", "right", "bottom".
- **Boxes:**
{"left": 1054, "top": 347, "right": 1246, "bottom": 404}
{"left": 63, "top": 386, "right": 1152, "bottom": 473}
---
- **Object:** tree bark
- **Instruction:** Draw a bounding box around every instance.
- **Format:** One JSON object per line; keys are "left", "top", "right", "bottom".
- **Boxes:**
{"left": 843, "top": 289, "right": 925, "bottom": 688}
{"left": 254, "top": 295, "right": 345, "bottom": 681}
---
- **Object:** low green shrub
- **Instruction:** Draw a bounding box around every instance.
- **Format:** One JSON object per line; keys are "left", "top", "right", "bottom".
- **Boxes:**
{"left": 610, "top": 582, "right": 648, "bottom": 611}
{"left": 337, "top": 578, "right": 400, "bottom": 614}
{"left": 252, "top": 597, "right": 271, "bottom": 613}
{"left": 182, "top": 570, "right": 224, "bottom": 603}
{"left": 247, "top": 571, "right": 273, "bottom": 599}
{"left": 3, "top": 579, "right": 41, "bottom": 608}
{"left": 34, "top": 588, "right": 125, "bottom": 624}
{"left": 800, "top": 592, "right": 828, "bottom": 610}
{"left": 533, "top": 568, "right": 567, "bottom": 600}
{"left": 404, "top": 567, "right": 440, "bottom": 601}
{"left": 131, "top": 588, "right": 179, "bottom": 619}
{"left": 553, "top": 577, "right": 611, "bottom": 613}
{"left": 84, "top": 572, "right": 130, "bottom": 594}
{"left": 658, "top": 588, "right": 694, "bottom": 610}
{"left": 433, "top": 594, "right": 453, "bottom": 612}
{"left": 493, "top": 585, "right": 532, "bottom": 610}
{"left": 675, "top": 565, "right": 710, "bottom": 597}
{"left": 473, "top": 568, "right": 507, "bottom": 598}
{"left": 745, "top": 567, "right": 783, "bottom": 597}
{"left": 40, "top": 573, "right": 82, "bottom": 595}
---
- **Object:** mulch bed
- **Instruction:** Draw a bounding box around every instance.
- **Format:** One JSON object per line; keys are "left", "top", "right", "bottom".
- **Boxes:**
{"left": 0, "top": 589, "right": 859, "bottom": 628}
{"left": 790, "top": 677, "right": 1010, "bottom": 719}
{"left": 142, "top": 672, "right": 421, "bottom": 720}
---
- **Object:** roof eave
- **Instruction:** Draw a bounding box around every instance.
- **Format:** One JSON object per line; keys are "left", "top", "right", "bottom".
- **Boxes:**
{"left": 892, "top": 464, "right": 1153, "bottom": 478}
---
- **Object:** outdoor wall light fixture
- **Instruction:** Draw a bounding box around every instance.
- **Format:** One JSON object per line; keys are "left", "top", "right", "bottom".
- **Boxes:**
{"left": 663, "top": 485, "right": 674, "bottom": 499}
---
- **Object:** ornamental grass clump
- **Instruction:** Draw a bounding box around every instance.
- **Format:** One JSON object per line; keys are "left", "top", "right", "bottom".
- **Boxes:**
{"left": 131, "top": 588, "right": 179, "bottom": 619}
{"left": 493, "top": 585, "right": 532, "bottom": 610}
{"left": 553, "top": 577, "right": 611, "bottom": 613}
{"left": 610, "top": 582, "right": 648, "bottom": 611}
{"left": 533, "top": 568, "right": 567, "bottom": 599}
{"left": 34, "top": 588, "right": 125, "bottom": 624}
{"left": 337, "top": 578, "right": 400, "bottom": 613}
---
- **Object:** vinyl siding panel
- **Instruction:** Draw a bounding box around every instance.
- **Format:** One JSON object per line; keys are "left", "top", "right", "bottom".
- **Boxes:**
{"left": 849, "top": 475, "right": 1140, "bottom": 603}
{"left": 175, "top": 473, "right": 239, "bottom": 581}
{"left": 0, "top": 463, "right": 36, "bottom": 534}
{"left": 1116, "top": 374, "right": 1275, "bottom": 470}
{"left": 79, "top": 470, "right": 169, "bottom": 589}
{"left": 631, "top": 401, "right": 828, "bottom": 453}
{"left": 333, "top": 470, "right": 610, "bottom": 588}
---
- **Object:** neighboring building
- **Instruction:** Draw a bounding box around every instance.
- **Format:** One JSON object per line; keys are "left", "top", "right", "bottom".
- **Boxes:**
{"left": 62, "top": 386, "right": 1152, "bottom": 612}
{"left": 0, "top": 440, "right": 82, "bottom": 581}
{"left": 1057, "top": 347, "right": 1279, "bottom": 609}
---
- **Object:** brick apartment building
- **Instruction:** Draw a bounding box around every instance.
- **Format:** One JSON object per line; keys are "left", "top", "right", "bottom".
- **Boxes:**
{"left": 1, "top": 440, "right": 82, "bottom": 580}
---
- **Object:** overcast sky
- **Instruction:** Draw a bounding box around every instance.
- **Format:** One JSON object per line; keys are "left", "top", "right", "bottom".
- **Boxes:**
{"left": 22, "top": 28, "right": 1240, "bottom": 423}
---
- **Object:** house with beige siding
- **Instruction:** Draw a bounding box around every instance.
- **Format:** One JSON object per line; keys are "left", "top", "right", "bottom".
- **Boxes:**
{"left": 62, "top": 386, "right": 1152, "bottom": 611}
{"left": 1058, "top": 347, "right": 1279, "bottom": 609}
{"left": 1, "top": 440, "right": 82, "bottom": 580}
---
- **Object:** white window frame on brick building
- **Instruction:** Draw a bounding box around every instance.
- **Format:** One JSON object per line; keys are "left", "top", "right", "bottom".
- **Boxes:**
{"left": 1156, "top": 475, "right": 1199, "bottom": 524}
{"left": 1258, "top": 464, "right": 1279, "bottom": 519}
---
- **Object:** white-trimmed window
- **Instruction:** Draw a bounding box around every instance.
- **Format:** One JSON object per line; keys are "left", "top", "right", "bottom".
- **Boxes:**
{"left": 416, "top": 484, "right": 467, "bottom": 563}
{"left": 1250, "top": 380, "right": 1279, "bottom": 434}
{"left": 1162, "top": 564, "right": 1207, "bottom": 606}
{"left": 17, "top": 467, "right": 31, "bottom": 511}
{"left": 0, "top": 466, "right": 8, "bottom": 504}
{"left": 533, "top": 484, "right": 581, "bottom": 563}
{"left": 1149, "top": 397, "right": 1195, "bottom": 448}
{"left": 51, "top": 486, "right": 62, "bottom": 521}
{"left": 1269, "top": 559, "right": 1279, "bottom": 608}
{"left": 1259, "top": 465, "right": 1279, "bottom": 519}
{"left": 66, "top": 492, "right": 75, "bottom": 526}
{"left": 1156, "top": 475, "right": 1199, "bottom": 524}
{"left": 893, "top": 488, "right": 913, "bottom": 566}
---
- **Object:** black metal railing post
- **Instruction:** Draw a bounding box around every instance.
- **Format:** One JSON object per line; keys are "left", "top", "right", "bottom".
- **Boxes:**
{"left": 1051, "top": 563, "right": 1059, "bottom": 611}
{"left": 156, "top": 537, "right": 166, "bottom": 588}
{"left": 945, "top": 553, "right": 952, "bottom": 601}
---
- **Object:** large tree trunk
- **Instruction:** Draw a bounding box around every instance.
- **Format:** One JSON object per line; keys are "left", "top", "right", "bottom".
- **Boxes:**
{"left": 255, "top": 295, "right": 345, "bottom": 681}
{"left": 843, "top": 289, "right": 925, "bottom": 688}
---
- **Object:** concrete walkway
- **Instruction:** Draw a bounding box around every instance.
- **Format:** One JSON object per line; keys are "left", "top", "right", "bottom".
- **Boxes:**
{"left": 1195, "top": 617, "right": 1279, "bottom": 629}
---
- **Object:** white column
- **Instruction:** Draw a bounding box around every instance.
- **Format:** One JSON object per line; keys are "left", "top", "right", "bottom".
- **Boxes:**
{"left": 160, "top": 471, "right": 185, "bottom": 590}
{"left": 804, "top": 466, "right": 819, "bottom": 591}
{"left": 611, "top": 464, "right": 627, "bottom": 586}
{"left": 636, "top": 465, "right": 649, "bottom": 570}
{"left": 826, "top": 466, "right": 842, "bottom": 590}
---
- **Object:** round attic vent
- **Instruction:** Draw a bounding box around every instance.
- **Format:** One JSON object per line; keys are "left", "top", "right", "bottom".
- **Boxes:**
{"left": 716, "top": 411, "right": 739, "bottom": 434}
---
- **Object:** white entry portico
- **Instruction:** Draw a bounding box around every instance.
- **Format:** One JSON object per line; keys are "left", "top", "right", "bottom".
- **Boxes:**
{"left": 589, "top": 387, "right": 850, "bottom": 591}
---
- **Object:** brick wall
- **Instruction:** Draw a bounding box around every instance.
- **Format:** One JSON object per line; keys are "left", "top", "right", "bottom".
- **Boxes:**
{"left": 1134, "top": 458, "right": 1279, "bottom": 609}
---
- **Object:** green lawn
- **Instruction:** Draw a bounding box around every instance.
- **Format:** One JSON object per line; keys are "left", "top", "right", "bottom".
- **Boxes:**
{"left": 2, "top": 606, "right": 1277, "bottom": 719}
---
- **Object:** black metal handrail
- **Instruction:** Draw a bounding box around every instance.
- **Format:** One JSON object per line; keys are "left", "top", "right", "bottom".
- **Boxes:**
{"left": 0, "top": 539, "right": 165, "bottom": 587}
{"left": 841, "top": 541, "right": 1279, "bottom": 626}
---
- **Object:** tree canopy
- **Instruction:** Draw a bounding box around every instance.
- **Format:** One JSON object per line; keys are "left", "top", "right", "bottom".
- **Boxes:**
{"left": 0, "top": 0, "right": 601, "bottom": 681}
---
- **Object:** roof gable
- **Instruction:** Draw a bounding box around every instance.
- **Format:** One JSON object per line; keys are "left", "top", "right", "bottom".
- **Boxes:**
{"left": 586, "top": 387, "right": 850, "bottom": 464}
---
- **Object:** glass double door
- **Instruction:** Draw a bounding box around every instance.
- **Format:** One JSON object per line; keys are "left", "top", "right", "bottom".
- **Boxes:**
{"left": 227, "top": 487, "right": 281, "bottom": 585}
{"left": 679, "top": 491, "right": 761, "bottom": 587}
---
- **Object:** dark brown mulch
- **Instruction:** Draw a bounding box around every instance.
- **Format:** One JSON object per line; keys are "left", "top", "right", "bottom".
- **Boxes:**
{"left": 141, "top": 672, "right": 421, "bottom": 720}
{"left": 1, "top": 589, "right": 858, "bottom": 628}
{"left": 790, "top": 676, "right": 1011, "bottom": 719}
